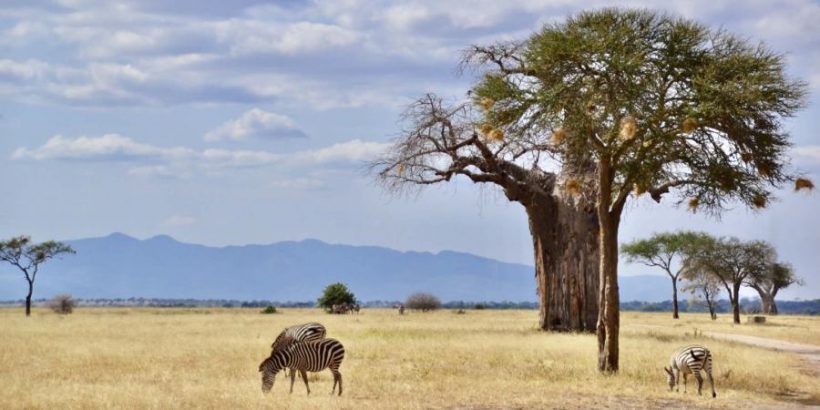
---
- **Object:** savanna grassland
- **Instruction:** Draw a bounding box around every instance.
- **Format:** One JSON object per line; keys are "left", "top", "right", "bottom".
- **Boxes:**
{"left": 1, "top": 308, "right": 817, "bottom": 409}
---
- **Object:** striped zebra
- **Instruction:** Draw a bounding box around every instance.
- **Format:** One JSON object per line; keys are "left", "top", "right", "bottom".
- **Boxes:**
{"left": 271, "top": 322, "right": 327, "bottom": 378}
{"left": 259, "top": 338, "right": 346, "bottom": 396}
{"left": 663, "top": 344, "right": 716, "bottom": 398}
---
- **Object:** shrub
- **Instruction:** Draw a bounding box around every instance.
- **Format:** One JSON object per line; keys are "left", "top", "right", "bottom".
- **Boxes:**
{"left": 261, "top": 305, "right": 277, "bottom": 314}
{"left": 474, "top": 303, "right": 486, "bottom": 310}
{"left": 317, "top": 283, "right": 357, "bottom": 312}
{"left": 405, "top": 292, "right": 441, "bottom": 312}
{"left": 48, "top": 294, "right": 76, "bottom": 315}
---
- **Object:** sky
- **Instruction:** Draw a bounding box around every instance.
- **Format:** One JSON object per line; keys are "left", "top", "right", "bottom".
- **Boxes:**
{"left": 1, "top": 0, "right": 818, "bottom": 299}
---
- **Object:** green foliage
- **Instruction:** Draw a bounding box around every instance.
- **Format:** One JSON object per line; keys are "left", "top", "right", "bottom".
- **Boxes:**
{"left": 260, "top": 306, "right": 277, "bottom": 314}
{"left": 317, "top": 283, "right": 356, "bottom": 311}
{"left": 621, "top": 231, "right": 712, "bottom": 275}
{"left": 468, "top": 8, "right": 806, "bottom": 213}
{"left": 474, "top": 303, "right": 487, "bottom": 310}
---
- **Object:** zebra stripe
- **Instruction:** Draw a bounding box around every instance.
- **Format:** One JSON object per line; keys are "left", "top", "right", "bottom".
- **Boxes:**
{"left": 664, "top": 344, "right": 716, "bottom": 398}
{"left": 271, "top": 322, "right": 327, "bottom": 353}
{"left": 259, "top": 338, "right": 346, "bottom": 396}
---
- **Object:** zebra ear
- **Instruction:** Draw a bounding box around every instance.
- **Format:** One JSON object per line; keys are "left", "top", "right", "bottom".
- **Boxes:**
{"left": 663, "top": 367, "right": 672, "bottom": 375}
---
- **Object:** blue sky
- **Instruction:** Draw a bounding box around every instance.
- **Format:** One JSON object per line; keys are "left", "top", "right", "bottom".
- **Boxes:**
{"left": 1, "top": 0, "right": 818, "bottom": 299}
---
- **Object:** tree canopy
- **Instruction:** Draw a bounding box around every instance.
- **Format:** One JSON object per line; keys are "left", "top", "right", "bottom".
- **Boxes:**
{"left": 317, "top": 282, "right": 357, "bottom": 312}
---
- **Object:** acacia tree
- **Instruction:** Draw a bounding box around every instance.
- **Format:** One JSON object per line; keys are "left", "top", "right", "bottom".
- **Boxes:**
{"left": 0, "top": 236, "right": 75, "bottom": 316}
{"left": 687, "top": 237, "right": 773, "bottom": 324}
{"left": 746, "top": 261, "right": 801, "bottom": 315}
{"left": 622, "top": 231, "right": 710, "bottom": 319}
{"left": 464, "top": 9, "right": 806, "bottom": 371}
{"left": 372, "top": 94, "right": 599, "bottom": 332}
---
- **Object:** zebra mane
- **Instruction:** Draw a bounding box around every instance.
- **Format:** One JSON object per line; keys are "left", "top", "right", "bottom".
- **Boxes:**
{"left": 689, "top": 349, "right": 699, "bottom": 360}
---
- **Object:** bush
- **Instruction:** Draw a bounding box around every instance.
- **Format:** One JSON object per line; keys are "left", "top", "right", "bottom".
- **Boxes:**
{"left": 474, "top": 303, "right": 486, "bottom": 310}
{"left": 317, "top": 283, "right": 357, "bottom": 312}
{"left": 405, "top": 292, "right": 441, "bottom": 312}
{"left": 260, "top": 305, "right": 277, "bottom": 314}
{"left": 48, "top": 294, "right": 76, "bottom": 314}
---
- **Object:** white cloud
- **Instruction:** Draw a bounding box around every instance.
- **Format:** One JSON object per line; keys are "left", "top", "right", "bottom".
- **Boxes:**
{"left": 13, "top": 134, "right": 389, "bottom": 176}
{"left": 204, "top": 108, "right": 306, "bottom": 142}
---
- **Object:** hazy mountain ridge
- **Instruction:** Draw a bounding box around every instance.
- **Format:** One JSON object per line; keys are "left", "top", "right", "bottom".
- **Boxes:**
{"left": 0, "top": 233, "right": 673, "bottom": 302}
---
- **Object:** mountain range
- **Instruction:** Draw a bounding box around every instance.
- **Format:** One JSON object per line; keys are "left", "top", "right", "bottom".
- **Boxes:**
{"left": 0, "top": 233, "right": 674, "bottom": 303}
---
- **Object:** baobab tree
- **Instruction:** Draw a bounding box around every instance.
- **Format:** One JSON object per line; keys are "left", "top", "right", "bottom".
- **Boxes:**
{"left": 372, "top": 94, "right": 599, "bottom": 332}
{"left": 0, "top": 236, "right": 75, "bottom": 316}
{"left": 622, "top": 231, "right": 710, "bottom": 319}
{"left": 463, "top": 9, "right": 806, "bottom": 371}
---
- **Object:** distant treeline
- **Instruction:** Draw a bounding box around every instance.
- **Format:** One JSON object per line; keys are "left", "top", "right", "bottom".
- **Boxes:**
{"left": 621, "top": 298, "right": 820, "bottom": 316}
{"left": 1, "top": 297, "right": 817, "bottom": 315}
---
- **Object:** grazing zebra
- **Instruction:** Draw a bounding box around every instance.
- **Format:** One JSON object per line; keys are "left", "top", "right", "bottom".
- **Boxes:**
{"left": 271, "top": 322, "right": 326, "bottom": 352}
{"left": 664, "top": 344, "right": 716, "bottom": 398}
{"left": 271, "top": 322, "right": 327, "bottom": 378}
{"left": 259, "top": 338, "right": 346, "bottom": 396}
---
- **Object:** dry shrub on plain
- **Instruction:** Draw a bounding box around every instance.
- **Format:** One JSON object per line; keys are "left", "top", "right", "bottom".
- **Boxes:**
{"left": 0, "top": 308, "right": 817, "bottom": 409}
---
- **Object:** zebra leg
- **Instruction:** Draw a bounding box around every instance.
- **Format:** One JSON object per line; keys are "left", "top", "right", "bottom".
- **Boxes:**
{"left": 682, "top": 372, "right": 688, "bottom": 393}
{"left": 674, "top": 368, "right": 680, "bottom": 392}
{"left": 289, "top": 368, "right": 296, "bottom": 394}
{"left": 694, "top": 371, "right": 703, "bottom": 396}
{"left": 330, "top": 369, "right": 343, "bottom": 396}
{"left": 707, "top": 370, "right": 716, "bottom": 398}
{"left": 300, "top": 369, "right": 310, "bottom": 395}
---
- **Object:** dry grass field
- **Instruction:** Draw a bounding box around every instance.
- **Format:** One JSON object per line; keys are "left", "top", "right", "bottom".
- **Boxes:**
{"left": 1, "top": 308, "right": 818, "bottom": 409}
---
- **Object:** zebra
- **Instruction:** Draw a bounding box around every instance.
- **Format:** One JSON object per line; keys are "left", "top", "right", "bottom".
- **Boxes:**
{"left": 259, "top": 338, "right": 346, "bottom": 396}
{"left": 270, "top": 322, "right": 326, "bottom": 378}
{"left": 664, "top": 344, "right": 716, "bottom": 398}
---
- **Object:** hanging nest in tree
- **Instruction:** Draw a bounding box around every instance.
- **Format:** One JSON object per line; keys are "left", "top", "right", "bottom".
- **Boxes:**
{"left": 479, "top": 97, "right": 495, "bottom": 111}
{"left": 487, "top": 128, "right": 505, "bottom": 142}
{"left": 619, "top": 116, "right": 637, "bottom": 141}
{"left": 681, "top": 117, "right": 698, "bottom": 134}
{"left": 564, "top": 178, "right": 582, "bottom": 197}
{"left": 752, "top": 194, "right": 767, "bottom": 209}
{"left": 550, "top": 127, "right": 567, "bottom": 145}
{"left": 688, "top": 197, "right": 699, "bottom": 212}
{"left": 757, "top": 163, "right": 772, "bottom": 178}
{"left": 740, "top": 152, "right": 753, "bottom": 163}
{"left": 795, "top": 178, "right": 814, "bottom": 192}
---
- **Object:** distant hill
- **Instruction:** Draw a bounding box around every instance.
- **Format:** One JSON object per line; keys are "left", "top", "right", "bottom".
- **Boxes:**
{"left": 0, "top": 233, "right": 673, "bottom": 302}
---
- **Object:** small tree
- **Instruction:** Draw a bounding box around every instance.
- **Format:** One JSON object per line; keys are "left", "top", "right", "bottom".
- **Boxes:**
{"left": 622, "top": 231, "right": 710, "bottom": 319}
{"left": 48, "top": 294, "right": 76, "bottom": 315}
{"left": 317, "top": 282, "right": 356, "bottom": 313}
{"left": 681, "top": 266, "right": 722, "bottom": 320}
{"left": 746, "top": 261, "right": 801, "bottom": 315}
{"left": 405, "top": 292, "right": 442, "bottom": 312}
{"left": 0, "top": 236, "right": 75, "bottom": 316}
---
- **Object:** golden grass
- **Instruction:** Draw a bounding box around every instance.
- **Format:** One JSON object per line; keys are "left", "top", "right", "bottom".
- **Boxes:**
{"left": 1, "top": 308, "right": 817, "bottom": 409}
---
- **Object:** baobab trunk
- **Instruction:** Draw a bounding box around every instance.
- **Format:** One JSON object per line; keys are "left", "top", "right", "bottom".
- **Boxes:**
{"left": 525, "top": 194, "right": 599, "bottom": 332}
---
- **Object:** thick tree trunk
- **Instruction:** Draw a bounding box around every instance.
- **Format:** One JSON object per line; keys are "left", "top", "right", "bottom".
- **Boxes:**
{"left": 753, "top": 287, "right": 778, "bottom": 315}
{"left": 25, "top": 281, "right": 33, "bottom": 317}
{"left": 671, "top": 278, "right": 679, "bottom": 319}
{"left": 525, "top": 195, "right": 599, "bottom": 332}
{"left": 596, "top": 215, "right": 620, "bottom": 372}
